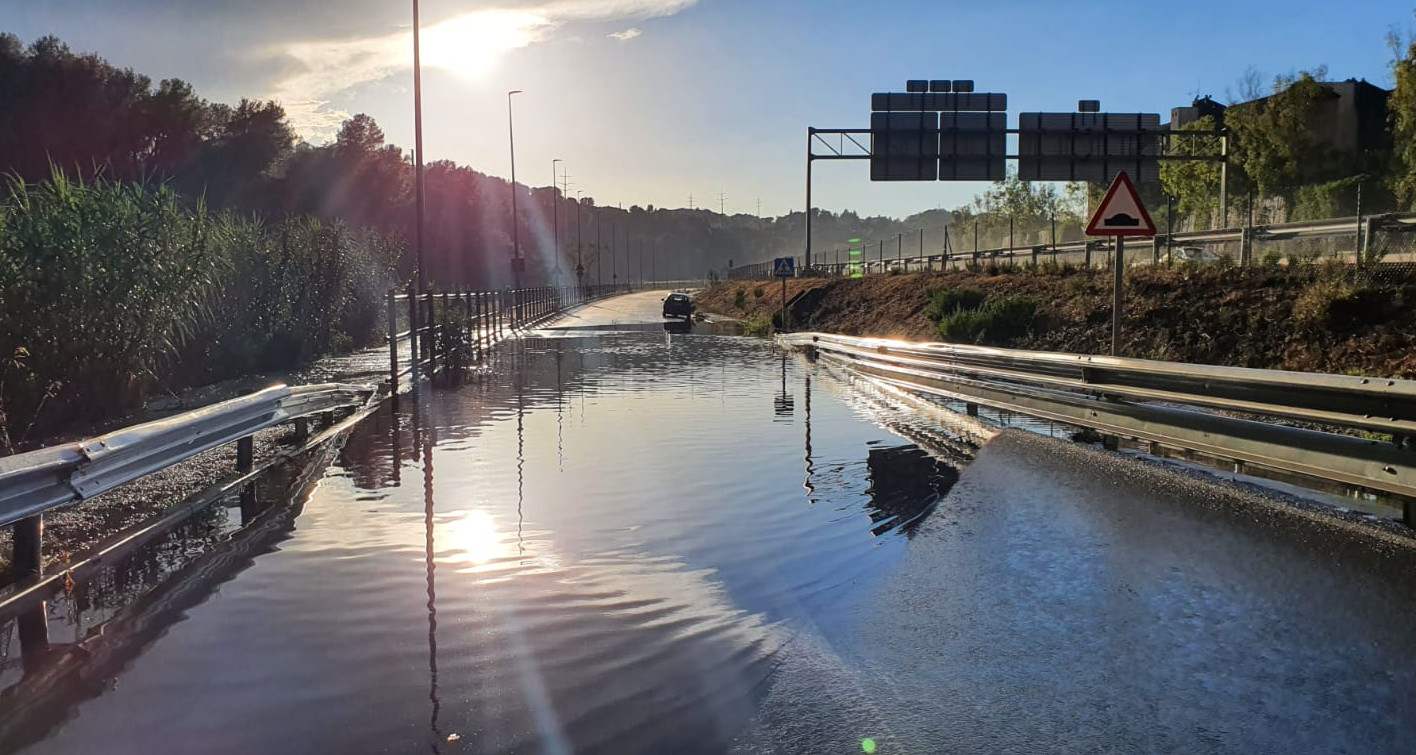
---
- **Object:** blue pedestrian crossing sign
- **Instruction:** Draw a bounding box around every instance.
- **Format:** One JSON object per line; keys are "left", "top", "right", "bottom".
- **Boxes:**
{"left": 773, "top": 257, "right": 796, "bottom": 278}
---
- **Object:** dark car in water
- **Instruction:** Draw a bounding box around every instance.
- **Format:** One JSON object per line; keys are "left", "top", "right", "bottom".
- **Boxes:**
{"left": 662, "top": 292, "right": 694, "bottom": 319}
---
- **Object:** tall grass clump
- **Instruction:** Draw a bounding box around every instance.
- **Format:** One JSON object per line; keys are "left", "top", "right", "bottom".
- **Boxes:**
{"left": 0, "top": 173, "right": 403, "bottom": 447}
{"left": 0, "top": 173, "right": 226, "bottom": 441}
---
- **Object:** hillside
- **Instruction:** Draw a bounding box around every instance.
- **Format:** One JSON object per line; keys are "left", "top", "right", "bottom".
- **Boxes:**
{"left": 697, "top": 264, "right": 1416, "bottom": 377}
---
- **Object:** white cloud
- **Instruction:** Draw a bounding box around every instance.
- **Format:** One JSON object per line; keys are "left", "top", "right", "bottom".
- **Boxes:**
{"left": 267, "top": 0, "right": 697, "bottom": 141}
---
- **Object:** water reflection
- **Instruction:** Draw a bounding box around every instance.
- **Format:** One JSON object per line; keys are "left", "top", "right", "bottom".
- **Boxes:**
{"left": 774, "top": 352, "right": 794, "bottom": 420}
{"left": 864, "top": 445, "right": 958, "bottom": 536}
{"left": 1, "top": 328, "right": 976, "bottom": 754}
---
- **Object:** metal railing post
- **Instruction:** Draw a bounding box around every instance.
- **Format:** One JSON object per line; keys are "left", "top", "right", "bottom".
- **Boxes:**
{"left": 237, "top": 435, "right": 254, "bottom": 473}
{"left": 407, "top": 284, "right": 420, "bottom": 389}
{"left": 387, "top": 288, "right": 399, "bottom": 401}
{"left": 12, "top": 514, "right": 42, "bottom": 579}
{"left": 423, "top": 291, "right": 435, "bottom": 377}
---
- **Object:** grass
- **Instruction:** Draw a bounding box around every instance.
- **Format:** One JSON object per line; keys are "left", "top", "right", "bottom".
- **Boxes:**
{"left": 0, "top": 172, "right": 401, "bottom": 447}
{"left": 937, "top": 295, "right": 1041, "bottom": 346}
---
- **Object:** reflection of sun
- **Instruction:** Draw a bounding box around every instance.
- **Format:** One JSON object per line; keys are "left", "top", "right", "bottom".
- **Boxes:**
{"left": 441, "top": 509, "right": 508, "bottom": 566}
{"left": 421, "top": 11, "right": 549, "bottom": 77}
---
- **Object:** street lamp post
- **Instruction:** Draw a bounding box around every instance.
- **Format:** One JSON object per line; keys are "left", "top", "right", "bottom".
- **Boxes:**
{"left": 507, "top": 90, "right": 523, "bottom": 295}
{"left": 575, "top": 190, "right": 584, "bottom": 296}
{"left": 411, "top": 0, "right": 426, "bottom": 292}
{"left": 551, "top": 158, "right": 562, "bottom": 285}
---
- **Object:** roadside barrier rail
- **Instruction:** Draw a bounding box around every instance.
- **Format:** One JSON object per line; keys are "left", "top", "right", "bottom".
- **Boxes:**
{"left": 781, "top": 332, "right": 1416, "bottom": 524}
{"left": 0, "top": 382, "right": 379, "bottom": 580}
{"left": 732, "top": 212, "right": 1416, "bottom": 280}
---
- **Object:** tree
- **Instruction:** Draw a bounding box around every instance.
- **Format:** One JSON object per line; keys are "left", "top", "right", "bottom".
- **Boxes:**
{"left": 1391, "top": 36, "right": 1416, "bottom": 207}
{"left": 1160, "top": 116, "right": 1224, "bottom": 222}
{"left": 1226, "top": 72, "right": 1345, "bottom": 199}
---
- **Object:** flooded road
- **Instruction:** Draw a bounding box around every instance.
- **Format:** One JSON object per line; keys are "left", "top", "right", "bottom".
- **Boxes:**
{"left": 3, "top": 293, "right": 1416, "bottom": 753}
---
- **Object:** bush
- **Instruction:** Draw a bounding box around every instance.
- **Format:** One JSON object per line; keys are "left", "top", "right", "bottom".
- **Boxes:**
{"left": 937, "top": 295, "right": 1040, "bottom": 346}
{"left": 924, "top": 287, "right": 986, "bottom": 322}
{"left": 734, "top": 288, "right": 747, "bottom": 310}
{"left": 753, "top": 286, "right": 764, "bottom": 299}
{"left": 0, "top": 173, "right": 227, "bottom": 438}
{"left": 1292, "top": 278, "right": 1382, "bottom": 330}
{"left": 0, "top": 173, "right": 402, "bottom": 444}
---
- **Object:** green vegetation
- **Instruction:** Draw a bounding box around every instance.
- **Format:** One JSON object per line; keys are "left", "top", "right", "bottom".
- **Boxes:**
{"left": 924, "top": 286, "right": 1040, "bottom": 346}
{"left": 924, "top": 287, "right": 986, "bottom": 321}
{"left": 0, "top": 173, "right": 399, "bottom": 448}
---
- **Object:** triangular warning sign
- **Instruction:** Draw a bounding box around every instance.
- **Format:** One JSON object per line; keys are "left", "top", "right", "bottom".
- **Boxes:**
{"left": 1086, "top": 171, "right": 1155, "bottom": 237}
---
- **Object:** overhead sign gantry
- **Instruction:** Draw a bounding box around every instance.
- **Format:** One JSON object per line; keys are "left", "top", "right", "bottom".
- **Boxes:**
{"left": 803, "top": 79, "right": 1224, "bottom": 270}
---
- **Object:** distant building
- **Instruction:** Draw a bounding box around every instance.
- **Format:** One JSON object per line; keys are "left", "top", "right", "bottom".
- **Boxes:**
{"left": 1168, "top": 80, "right": 1391, "bottom": 157}
{"left": 1170, "top": 96, "right": 1227, "bottom": 130}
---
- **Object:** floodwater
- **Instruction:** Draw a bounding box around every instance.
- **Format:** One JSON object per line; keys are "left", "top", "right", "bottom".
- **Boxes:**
{"left": 2, "top": 314, "right": 1416, "bottom": 753}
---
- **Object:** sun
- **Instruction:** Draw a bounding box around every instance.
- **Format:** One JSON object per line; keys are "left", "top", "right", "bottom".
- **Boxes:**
{"left": 421, "top": 10, "right": 550, "bottom": 77}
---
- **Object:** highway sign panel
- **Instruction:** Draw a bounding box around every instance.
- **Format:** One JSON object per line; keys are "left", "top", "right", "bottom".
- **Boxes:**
{"left": 773, "top": 257, "right": 796, "bottom": 278}
{"left": 1017, "top": 112, "right": 1161, "bottom": 183}
{"left": 1086, "top": 171, "right": 1155, "bottom": 237}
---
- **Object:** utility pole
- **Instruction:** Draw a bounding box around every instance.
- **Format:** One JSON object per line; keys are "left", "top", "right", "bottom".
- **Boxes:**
{"left": 612, "top": 224, "right": 618, "bottom": 284}
{"left": 507, "top": 90, "right": 523, "bottom": 290}
{"left": 688, "top": 194, "right": 694, "bottom": 211}
{"left": 596, "top": 217, "right": 602, "bottom": 286}
{"left": 576, "top": 190, "right": 584, "bottom": 292}
{"left": 757, "top": 197, "right": 762, "bottom": 217}
{"left": 719, "top": 190, "right": 726, "bottom": 215}
{"left": 551, "top": 159, "right": 562, "bottom": 285}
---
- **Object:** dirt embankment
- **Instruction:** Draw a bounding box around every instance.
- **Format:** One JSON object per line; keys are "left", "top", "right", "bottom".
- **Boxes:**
{"left": 700, "top": 265, "right": 1416, "bottom": 377}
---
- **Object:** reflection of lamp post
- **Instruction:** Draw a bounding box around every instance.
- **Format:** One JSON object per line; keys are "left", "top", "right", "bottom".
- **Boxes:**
{"left": 551, "top": 158, "right": 562, "bottom": 285}
{"left": 575, "top": 190, "right": 585, "bottom": 294}
{"left": 411, "top": 0, "right": 426, "bottom": 292}
{"left": 507, "top": 90, "right": 523, "bottom": 291}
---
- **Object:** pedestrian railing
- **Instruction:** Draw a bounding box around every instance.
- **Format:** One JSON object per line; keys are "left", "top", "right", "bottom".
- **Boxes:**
{"left": 781, "top": 332, "right": 1416, "bottom": 525}
{"left": 386, "top": 284, "right": 630, "bottom": 394}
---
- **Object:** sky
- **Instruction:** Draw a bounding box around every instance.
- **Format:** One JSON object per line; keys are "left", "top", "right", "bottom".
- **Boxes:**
{"left": 3, "top": 0, "right": 1408, "bottom": 219}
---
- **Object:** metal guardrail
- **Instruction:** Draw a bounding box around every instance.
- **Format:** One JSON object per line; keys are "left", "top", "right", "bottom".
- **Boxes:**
{"left": 731, "top": 212, "right": 1416, "bottom": 280}
{"left": 780, "top": 332, "right": 1416, "bottom": 524}
{"left": 0, "top": 382, "right": 377, "bottom": 567}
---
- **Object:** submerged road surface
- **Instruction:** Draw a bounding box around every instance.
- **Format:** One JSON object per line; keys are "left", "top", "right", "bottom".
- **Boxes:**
{"left": 2, "top": 292, "right": 1414, "bottom": 753}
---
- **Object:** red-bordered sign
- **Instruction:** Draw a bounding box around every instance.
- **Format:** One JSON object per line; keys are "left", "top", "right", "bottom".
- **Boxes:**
{"left": 1085, "top": 171, "right": 1155, "bottom": 237}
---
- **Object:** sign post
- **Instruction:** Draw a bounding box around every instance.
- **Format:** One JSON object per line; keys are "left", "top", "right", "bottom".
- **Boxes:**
{"left": 1085, "top": 171, "right": 1155, "bottom": 356}
{"left": 773, "top": 257, "right": 796, "bottom": 331}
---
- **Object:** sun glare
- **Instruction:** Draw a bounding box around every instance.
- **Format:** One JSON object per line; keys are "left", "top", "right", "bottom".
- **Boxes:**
{"left": 442, "top": 509, "right": 509, "bottom": 566}
{"left": 421, "top": 10, "right": 550, "bottom": 77}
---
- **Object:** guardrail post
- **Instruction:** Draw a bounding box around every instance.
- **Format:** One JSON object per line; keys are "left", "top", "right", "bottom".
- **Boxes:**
{"left": 237, "top": 435, "right": 254, "bottom": 473}
{"left": 407, "top": 284, "right": 420, "bottom": 389}
{"left": 294, "top": 417, "right": 309, "bottom": 441}
{"left": 1405, "top": 500, "right": 1415, "bottom": 529}
{"left": 966, "top": 402, "right": 978, "bottom": 417}
{"left": 387, "top": 288, "right": 399, "bottom": 404}
{"left": 476, "top": 292, "right": 485, "bottom": 359}
{"left": 425, "top": 291, "right": 437, "bottom": 377}
{"left": 17, "top": 601, "right": 49, "bottom": 672}
{"left": 12, "top": 515, "right": 42, "bottom": 580}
